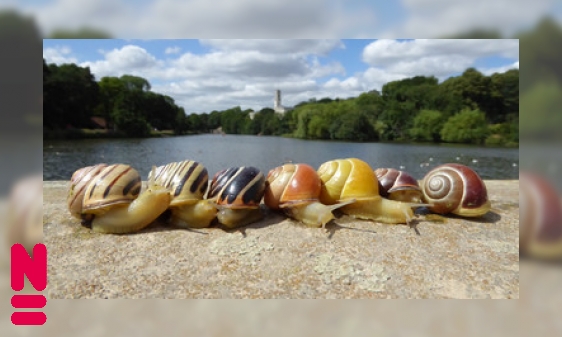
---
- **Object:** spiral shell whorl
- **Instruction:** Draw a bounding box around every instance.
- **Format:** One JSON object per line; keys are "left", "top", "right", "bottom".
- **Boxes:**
{"left": 317, "top": 158, "right": 379, "bottom": 204}
{"left": 67, "top": 163, "right": 109, "bottom": 218}
{"left": 81, "top": 164, "right": 142, "bottom": 214}
{"left": 422, "top": 164, "right": 489, "bottom": 216}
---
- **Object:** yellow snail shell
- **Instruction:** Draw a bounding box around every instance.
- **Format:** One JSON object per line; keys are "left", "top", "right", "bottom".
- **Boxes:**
{"left": 520, "top": 172, "right": 562, "bottom": 260}
{"left": 67, "top": 164, "right": 171, "bottom": 234}
{"left": 264, "top": 163, "right": 354, "bottom": 228}
{"left": 421, "top": 163, "right": 491, "bottom": 217}
{"left": 375, "top": 168, "right": 423, "bottom": 203}
{"left": 317, "top": 158, "right": 422, "bottom": 225}
{"left": 149, "top": 160, "right": 217, "bottom": 229}
{"left": 208, "top": 166, "right": 266, "bottom": 229}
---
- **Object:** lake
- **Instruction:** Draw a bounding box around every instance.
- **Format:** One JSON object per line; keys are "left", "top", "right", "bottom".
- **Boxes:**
{"left": 43, "top": 134, "right": 519, "bottom": 181}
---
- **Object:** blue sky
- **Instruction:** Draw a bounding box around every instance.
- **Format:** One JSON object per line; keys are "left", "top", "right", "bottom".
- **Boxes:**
{"left": 43, "top": 39, "right": 519, "bottom": 114}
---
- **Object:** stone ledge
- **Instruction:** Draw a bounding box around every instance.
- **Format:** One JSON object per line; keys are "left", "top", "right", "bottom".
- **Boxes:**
{"left": 43, "top": 180, "right": 519, "bottom": 299}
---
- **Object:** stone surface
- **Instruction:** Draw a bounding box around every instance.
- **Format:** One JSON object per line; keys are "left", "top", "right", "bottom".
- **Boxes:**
{"left": 43, "top": 180, "right": 519, "bottom": 299}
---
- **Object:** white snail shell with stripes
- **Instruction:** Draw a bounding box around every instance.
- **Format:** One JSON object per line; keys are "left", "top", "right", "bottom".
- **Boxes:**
{"left": 421, "top": 163, "right": 491, "bottom": 217}
{"left": 67, "top": 163, "right": 171, "bottom": 234}
{"left": 208, "top": 166, "right": 266, "bottom": 229}
{"left": 148, "top": 160, "right": 217, "bottom": 228}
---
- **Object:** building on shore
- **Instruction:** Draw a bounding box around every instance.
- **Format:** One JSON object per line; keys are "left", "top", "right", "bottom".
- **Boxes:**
{"left": 274, "top": 89, "right": 292, "bottom": 114}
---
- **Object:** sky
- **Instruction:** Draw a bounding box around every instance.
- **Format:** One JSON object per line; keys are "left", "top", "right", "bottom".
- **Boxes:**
{"left": 7, "top": 0, "right": 561, "bottom": 38}
{"left": 43, "top": 39, "right": 519, "bottom": 114}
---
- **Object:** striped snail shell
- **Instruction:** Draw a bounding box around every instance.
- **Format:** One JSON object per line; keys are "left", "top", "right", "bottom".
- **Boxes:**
{"left": 149, "top": 160, "right": 217, "bottom": 228}
{"left": 6, "top": 175, "right": 43, "bottom": 255}
{"left": 67, "top": 163, "right": 110, "bottom": 218}
{"left": 208, "top": 166, "right": 266, "bottom": 229}
{"left": 375, "top": 168, "right": 422, "bottom": 203}
{"left": 520, "top": 172, "right": 562, "bottom": 260}
{"left": 264, "top": 163, "right": 353, "bottom": 228}
{"left": 421, "top": 163, "right": 491, "bottom": 217}
{"left": 67, "top": 163, "right": 171, "bottom": 234}
{"left": 317, "top": 158, "right": 422, "bottom": 225}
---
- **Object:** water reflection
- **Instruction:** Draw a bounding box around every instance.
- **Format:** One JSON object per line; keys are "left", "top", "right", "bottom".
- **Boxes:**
{"left": 43, "top": 135, "right": 519, "bottom": 181}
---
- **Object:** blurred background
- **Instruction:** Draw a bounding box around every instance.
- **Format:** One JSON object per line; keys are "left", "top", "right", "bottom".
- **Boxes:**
{"left": 1, "top": 0, "right": 562, "bottom": 336}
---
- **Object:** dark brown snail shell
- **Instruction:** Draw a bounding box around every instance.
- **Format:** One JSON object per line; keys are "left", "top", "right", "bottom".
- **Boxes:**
{"left": 208, "top": 166, "right": 266, "bottom": 228}
{"left": 520, "top": 172, "right": 562, "bottom": 260}
{"left": 375, "top": 168, "right": 422, "bottom": 203}
{"left": 421, "top": 163, "right": 491, "bottom": 217}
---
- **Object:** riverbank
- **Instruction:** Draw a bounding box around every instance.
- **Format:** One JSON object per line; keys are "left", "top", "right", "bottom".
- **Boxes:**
{"left": 43, "top": 180, "right": 519, "bottom": 299}
{"left": 43, "top": 128, "right": 181, "bottom": 140}
{"left": 43, "top": 128, "right": 519, "bottom": 149}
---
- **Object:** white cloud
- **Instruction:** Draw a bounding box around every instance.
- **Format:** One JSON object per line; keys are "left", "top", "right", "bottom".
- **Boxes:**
{"left": 80, "top": 45, "right": 160, "bottom": 78}
{"left": 164, "top": 46, "right": 181, "bottom": 54}
{"left": 42, "top": 39, "right": 519, "bottom": 114}
{"left": 391, "top": 0, "right": 554, "bottom": 37}
{"left": 199, "top": 39, "right": 345, "bottom": 56}
{"left": 43, "top": 46, "right": 78, "bottom": 65}
{"left": 361, "top": 39, "right": 518, "bottom": 79}
{"left": 480, "top": 61, "right": 519, "bottom": 76}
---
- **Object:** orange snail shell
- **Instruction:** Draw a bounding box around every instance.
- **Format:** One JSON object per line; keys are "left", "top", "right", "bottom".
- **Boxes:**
{"left": 264, "top": 163, "right": 321, "bottom": 210}
{"left": 421, "top": 163, "right": 491, "bottom": 217}
{"left": 520, "top": 172, "right": 562, "bottom": 260}
{"left": 375, "top": 168, "right": 422, "bottom": 203}
{"left": 264, "top": 163, "right": 349, "bottom": 228}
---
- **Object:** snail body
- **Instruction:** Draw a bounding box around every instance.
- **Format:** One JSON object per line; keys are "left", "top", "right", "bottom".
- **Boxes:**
{"left": 520, "top": 172, "right": 562, "bottom": 260}
{"left": 67, "top": 164, "right": 171, "bottom": 234}
{"left": 421, "top": 163, "right": 491, "bottom": 217}
{"left": 208, "top": 166, "right": 266, "bottom": 229}
{"left": 149, "top": 160, "right": 217, "bottom": 228}
{"left": 375, "top": 168, "right": 422, "bottom": 203}
{"left": 317, "top": 158, "right": 421, "bottom": 224}
{"left": 264, "top": 163, "right": 354, "bottom": 228}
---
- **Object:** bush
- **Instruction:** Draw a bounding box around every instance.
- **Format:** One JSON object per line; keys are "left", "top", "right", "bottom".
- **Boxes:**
{"left": 441, "top": 109, "right": 489, "bottom": 144}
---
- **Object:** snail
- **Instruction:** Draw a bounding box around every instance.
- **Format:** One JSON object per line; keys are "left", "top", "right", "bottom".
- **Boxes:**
{"left": 375, "top": 168, "right": 423, "bottom": 203}
{"left": 208, "top": 166, "right": 266, "bottom": 229}
{"left": 148, "top": 160, "right": 217, "bottom": 229}
{"left": 421, "top": 163, "right": 491, "bottom": 217}
{"left": 67, "top": 163, "right": 171, "bottom": 234}
{"left": 264, "top": 163, "right": 355, "bottom": 228}
{"left": 317, "top": 158, "right": 423, "bottom": 224}
{"left": 520, "top": 172, "right": 562, "bottom": 260}
{"left": 6, "top": 174, "right": 43, "bottom": 256}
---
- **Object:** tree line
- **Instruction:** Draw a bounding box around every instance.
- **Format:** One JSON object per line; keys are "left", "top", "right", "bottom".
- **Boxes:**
{"left": 179, "top": 67, "right": 519, "bottom": 146}
{"left": 43, "top": 58, "right": 518, "bottom": 146}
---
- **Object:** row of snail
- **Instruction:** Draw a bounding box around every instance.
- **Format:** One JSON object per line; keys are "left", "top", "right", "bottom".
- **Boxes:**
{"left": 67, "top": 158, "right": 492, "bottom": 235}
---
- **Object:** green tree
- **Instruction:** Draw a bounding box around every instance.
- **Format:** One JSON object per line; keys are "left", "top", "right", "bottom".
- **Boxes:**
{"left": 409, "top": 110, "right": 447, "bottom": 142}
{"left": 330, "top": 111, "right": 377, "bottom": 141}
{"left": 43, "top": 62, "right": 99, "bottom": 129}
{"left": 441, "top": 109, "right": 489, "bottom": 144}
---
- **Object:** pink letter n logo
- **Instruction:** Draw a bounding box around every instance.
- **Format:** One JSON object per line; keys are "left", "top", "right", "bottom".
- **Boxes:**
{"left": 11, "top": 243, "right": 47, "bottom": 325}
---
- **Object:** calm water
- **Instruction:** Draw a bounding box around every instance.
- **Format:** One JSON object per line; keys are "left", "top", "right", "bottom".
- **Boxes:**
{"left": 43, "top": 134, "right": 519, "bottom": 181}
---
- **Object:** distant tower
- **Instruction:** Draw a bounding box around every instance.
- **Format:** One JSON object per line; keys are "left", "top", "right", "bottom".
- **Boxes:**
{"left": 274, "top": 89, "right": 285, "bottom": 113}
